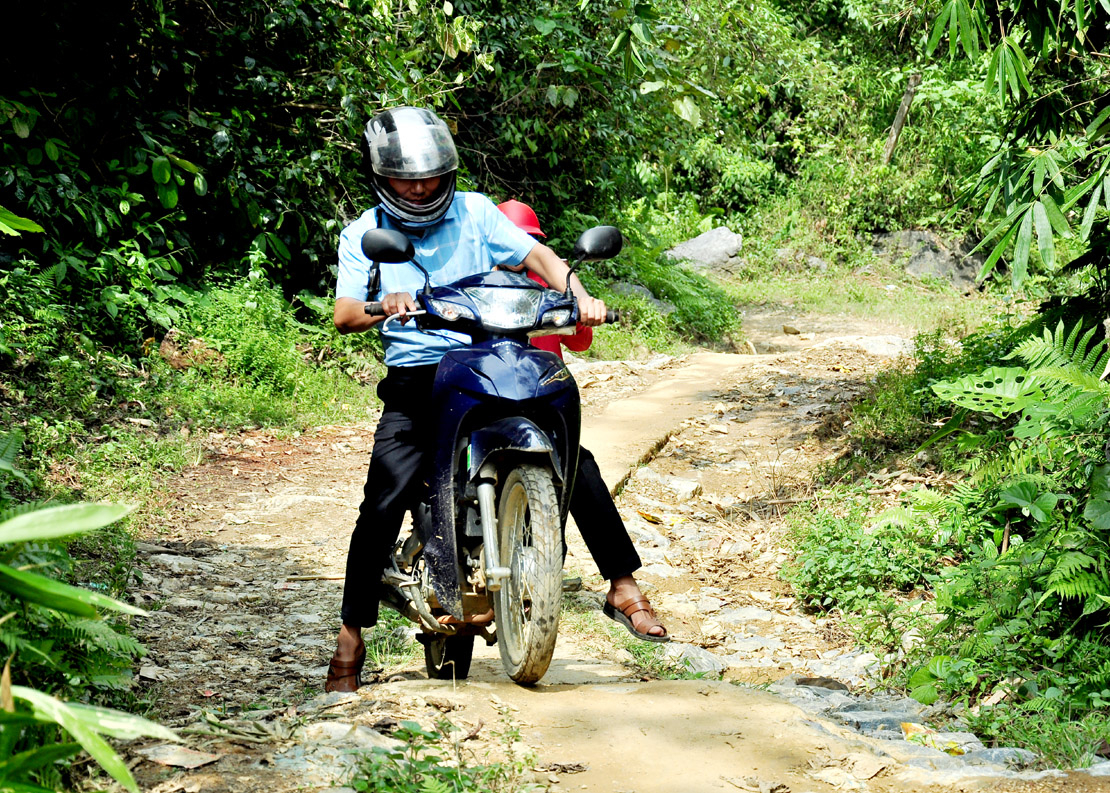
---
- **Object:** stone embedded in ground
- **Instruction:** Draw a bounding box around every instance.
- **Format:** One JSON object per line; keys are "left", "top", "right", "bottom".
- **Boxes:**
{"left": 963, "top": 748, "right": 1036, "bottom": 768}
{"left": 1086, "top": 760, "right": 1110, "bottom": 776}
{"left": 832, "top": 710, "right": 921, "bottom": 732}
{"left": 638, "top": 562, "right": 680, "bottom": 578}
{"left": 871, "top": 229, "right": 982, "bottom": 293}
{"left": 301, "top": 722, "right": 401, "bottom": 751}
{"left": 661, "top": 643, "right": 727, "bottom": 675}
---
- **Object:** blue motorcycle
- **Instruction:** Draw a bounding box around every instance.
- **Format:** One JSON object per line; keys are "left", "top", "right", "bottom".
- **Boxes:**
{"left": 361, "top": 225, "right": 622, "bottom": 684}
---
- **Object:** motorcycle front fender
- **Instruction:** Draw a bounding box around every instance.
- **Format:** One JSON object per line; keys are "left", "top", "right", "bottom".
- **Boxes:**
{"left": 469, "top": 417, "right": 562, "bottom": 481}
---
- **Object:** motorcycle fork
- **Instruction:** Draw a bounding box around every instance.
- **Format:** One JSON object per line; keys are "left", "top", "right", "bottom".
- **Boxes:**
{"left": 476, "top": 462, "right": 510, "bottom": 591}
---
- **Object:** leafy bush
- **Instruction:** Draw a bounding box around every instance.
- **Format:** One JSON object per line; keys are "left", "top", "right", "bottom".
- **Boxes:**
{"left": 783, "top": 494, "right": 943, "bottom": 612}
{"left": 352, "top": 719, "right": 541, "bottom": 793}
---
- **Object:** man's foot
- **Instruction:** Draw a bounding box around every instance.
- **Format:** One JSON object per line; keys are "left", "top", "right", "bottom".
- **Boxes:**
{"left": 605, "top": 576, "right": 668, "bottom": 642}
{"left": 325, "top": 624, "right": 366, "bottom": 693}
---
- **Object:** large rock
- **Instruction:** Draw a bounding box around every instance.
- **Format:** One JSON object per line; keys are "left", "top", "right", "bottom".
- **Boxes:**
{"left": 665, "top": 226, "right": 743, "bottom": 272}
{"left": 609, "top": 281, "right": 676, "bottom": 315}
{"left": 872, "top": 230, "right": 983, "bottom": 293}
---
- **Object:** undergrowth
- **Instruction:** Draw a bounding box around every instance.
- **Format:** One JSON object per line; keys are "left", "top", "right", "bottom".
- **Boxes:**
{"left": 784, "top": 315, "right": 1110, "bottom": 767}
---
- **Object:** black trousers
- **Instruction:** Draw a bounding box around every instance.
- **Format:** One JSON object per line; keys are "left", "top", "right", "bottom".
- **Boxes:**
{"left": 340, "top": 366, "right": 642, "bottom": 628}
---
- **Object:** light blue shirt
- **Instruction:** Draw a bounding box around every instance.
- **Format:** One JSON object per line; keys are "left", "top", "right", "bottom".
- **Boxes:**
{"left": 336, "top": 192, "right": 537, "bottom": 367}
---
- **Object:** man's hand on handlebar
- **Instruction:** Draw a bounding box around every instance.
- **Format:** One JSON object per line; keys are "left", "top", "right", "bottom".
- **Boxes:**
{"left": 379, "top": 292, "right": 418, "bottom": 323}
{"left": 577, "top": 295, "right": 608, "bottom": 326}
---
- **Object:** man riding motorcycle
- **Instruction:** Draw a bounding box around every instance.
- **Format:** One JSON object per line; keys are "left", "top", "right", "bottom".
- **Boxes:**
{"left": 327, "top": 107, "right": 665, "bottom": 693}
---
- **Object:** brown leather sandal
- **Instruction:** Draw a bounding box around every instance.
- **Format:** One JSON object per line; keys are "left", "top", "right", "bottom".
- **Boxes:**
{"left": 603, "top": 596, "right": 670, "bottom": 643}
{"left": 324, "top": 648, "right": 366, "bottom": 693}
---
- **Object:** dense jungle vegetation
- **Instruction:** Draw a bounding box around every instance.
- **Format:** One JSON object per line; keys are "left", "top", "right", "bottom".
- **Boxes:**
{"left": 2, "top": 0, "right": 1110, "bottom": 785}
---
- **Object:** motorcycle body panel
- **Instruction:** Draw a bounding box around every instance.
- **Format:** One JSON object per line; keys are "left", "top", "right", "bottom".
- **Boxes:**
{"left": 425, "top": 339, "right": 580, "bottom": 619}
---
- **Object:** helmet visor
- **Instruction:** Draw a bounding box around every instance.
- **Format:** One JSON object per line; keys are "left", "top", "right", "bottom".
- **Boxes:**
{"left": 369, "top": 124, "right": 459, "bottom": 180}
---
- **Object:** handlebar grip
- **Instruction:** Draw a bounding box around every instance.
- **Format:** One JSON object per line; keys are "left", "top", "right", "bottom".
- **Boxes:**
{"left": 605, "top": 309, "right": 620, "bottom": 324}
{"left": 364, "top": 302, "right": 386, "bottom": 317}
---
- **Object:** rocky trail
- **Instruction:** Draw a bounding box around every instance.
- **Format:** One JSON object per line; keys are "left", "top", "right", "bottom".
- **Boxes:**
{"left": 124, "top": 309, "right": 1110, "bottom": 793}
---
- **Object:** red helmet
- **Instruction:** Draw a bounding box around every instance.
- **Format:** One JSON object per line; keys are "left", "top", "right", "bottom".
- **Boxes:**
{"left": 497, "top": 199, "right": 546, "bottom": 238}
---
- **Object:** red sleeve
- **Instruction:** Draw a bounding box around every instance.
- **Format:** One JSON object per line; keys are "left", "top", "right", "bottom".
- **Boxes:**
{"left": 562, "top": 324, "right": 593, "bottom": 352}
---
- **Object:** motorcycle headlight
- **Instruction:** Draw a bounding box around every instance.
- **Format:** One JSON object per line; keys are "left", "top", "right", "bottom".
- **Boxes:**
{"left": 463, "top": 287, "right": 542, "bottom": 331}
{"left": 426, "top": 298, "right": 476, "bottom": 322}
{"left": 540, "top": 308, "right": 573, "bottom": 327}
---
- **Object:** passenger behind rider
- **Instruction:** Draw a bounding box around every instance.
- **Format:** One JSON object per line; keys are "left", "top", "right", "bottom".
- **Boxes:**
{"left": 326, "top": 107, "right": 665, "bottom": 693}
{"left": 494, "top": 198, "right": 669, "bottom": 639}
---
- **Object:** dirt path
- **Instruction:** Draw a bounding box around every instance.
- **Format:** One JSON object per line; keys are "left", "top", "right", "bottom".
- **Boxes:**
{"left": 127, "top": 311, "right": 1110, "bottom": 793}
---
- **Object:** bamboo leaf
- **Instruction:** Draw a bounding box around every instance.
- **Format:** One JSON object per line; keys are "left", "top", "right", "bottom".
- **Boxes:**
{"left": 1087, "top": 106, "right": 1110, "bottom": 140}
{"left": 1080, "top": 182, "right": 1102, "bottom": 240}
{"left": 0, "top": 564, "right": 146, "bottom": 617}
{"left": 1013, "top": 207, "right": 1034, "bottom": 287}
{"left": 968, "top": 200, "right": 1031, "bottom": 255}
{"left": 1033, "top": 154, "right": 1046, "bottom": 195}
{"left": 949, "top": 4, "right": 963, "bottom": 57}
{"left": 1033, "top": 201, "right": 1057, "bottom": 271}
{"left": 1041, "top": 193, "right": 1072, "bottom": 237}
{"left": 979, "top": 217, "right": 1021, "bottom": 281}
{"left": 1044, "top": 152, "right": 1066, "bottom": 190}
{"left": 957, "top": 0, "right": 978, "bottom": 58}
{"left": 0, "top": 503, "right": 133, "bottom": 545}
{"left": 928, "top": 1, "right": 954, "bottom": 54}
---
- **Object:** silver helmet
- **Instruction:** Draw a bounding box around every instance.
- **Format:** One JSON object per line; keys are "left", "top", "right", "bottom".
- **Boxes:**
{"left": 363, "top": 107, "right": 459, "bottom": 227}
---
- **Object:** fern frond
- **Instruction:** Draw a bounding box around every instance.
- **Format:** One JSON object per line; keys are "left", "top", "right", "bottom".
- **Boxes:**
{"left": 1047, "top": 551, "right": 1097, "bottom": 585}
{"left": 1048, "top": 572, "right": 1104, "bottom": 600}
{"left": 1035, "top": 364, "right": 1110, "bottom": 398}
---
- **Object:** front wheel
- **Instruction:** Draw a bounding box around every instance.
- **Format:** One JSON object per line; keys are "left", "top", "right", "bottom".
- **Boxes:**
{"left": 422, "top": 633, "right": 475, "bottom": 680}
{"left": 493, "top": 464, "right": 563, "bottom": 684}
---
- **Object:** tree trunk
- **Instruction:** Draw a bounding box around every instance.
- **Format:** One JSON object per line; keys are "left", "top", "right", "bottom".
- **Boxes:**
{"left": 882, "top": 73, "right": 922, "bottom": 166}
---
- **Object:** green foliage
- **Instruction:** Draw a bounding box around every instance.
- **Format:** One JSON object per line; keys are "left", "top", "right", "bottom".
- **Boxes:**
{"left": 351, "top": 719, "right": 541, "bottom": 793}
{"left": 967, "top": 705, "right": 1110, "bottom": 769}
{"left": 884, "top": 319, "right": 1110, "bottom": 718}
{"left": 782, "top": 494, "right": 943, "bottom": 612}
{"left": 0, "top": 502, "right": 174, "bottom": 793}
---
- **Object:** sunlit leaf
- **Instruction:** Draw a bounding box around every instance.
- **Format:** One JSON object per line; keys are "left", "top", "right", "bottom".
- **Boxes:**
{"left": 1012, "top": 206, "right": 1034, "bottom": 286}
{"left": 1079, "top": 182, "right": 1101, "bottom": 240}
{"left": 1033, "top": 201, "right": 1056, "bottom": 271}
{"left": 151, "top": 156, "right": 172, "bottom": 185}
{"left": 672, "top": 95, "right": 701, "bottom": 126}
{"left": 932, "top": 366, "right": 1044, "bottom": 417}
{"left": 0, "top": 503, "right": 133, "bottom": 545}
{"left": 11, "top": 686, "right": 175, "bottom": 793}
{"left": 0, "top": 564, "right": 146, "bottom": 617}
{"left": 0, "top": 206, "right": 44, "bottom": 236}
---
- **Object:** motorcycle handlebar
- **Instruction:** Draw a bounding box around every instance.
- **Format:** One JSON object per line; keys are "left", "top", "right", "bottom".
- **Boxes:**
{"left": 365, "top": 301, "right": 617, "bottom": 324}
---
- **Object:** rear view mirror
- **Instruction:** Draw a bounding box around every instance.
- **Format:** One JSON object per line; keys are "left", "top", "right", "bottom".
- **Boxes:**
{"left": 361, "top": 228, "right": 415, "bottom": 263}
{"left": 570, "top": 226, "right": 623, "bottom": 264}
